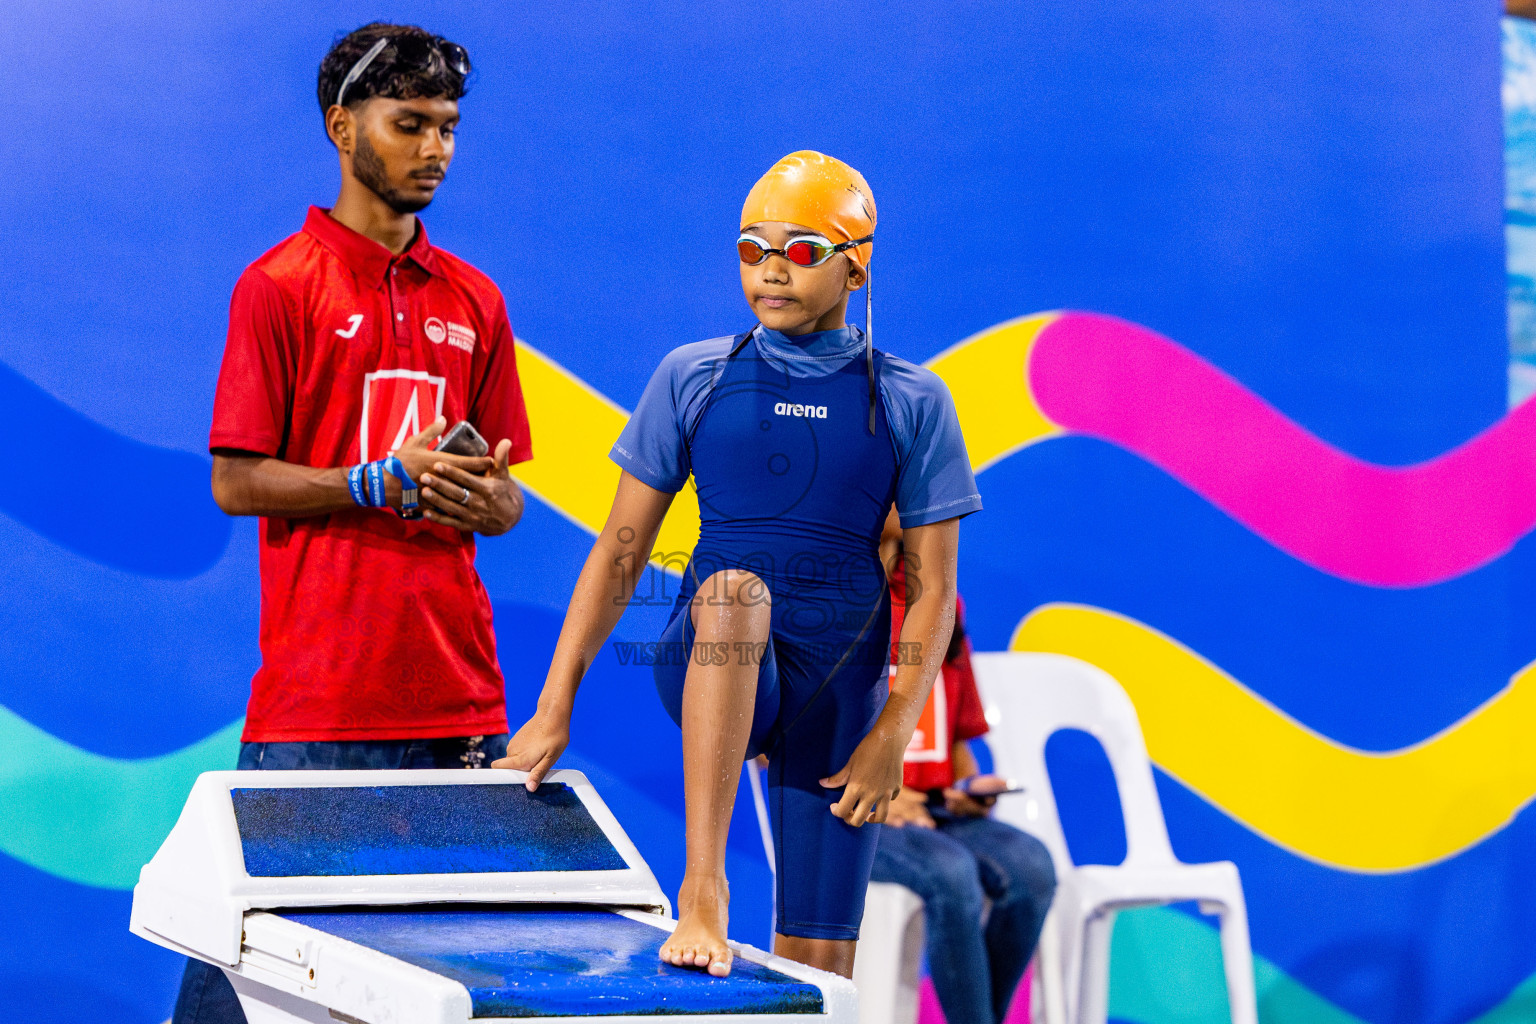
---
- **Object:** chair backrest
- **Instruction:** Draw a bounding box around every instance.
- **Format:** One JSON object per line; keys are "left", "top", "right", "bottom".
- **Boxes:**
{"left": 970, "top": 651, "right": 1176, "bottom": 876}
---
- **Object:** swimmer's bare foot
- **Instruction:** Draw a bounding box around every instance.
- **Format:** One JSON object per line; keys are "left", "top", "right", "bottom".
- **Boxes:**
{"left": 660, "top": 874, "right": 733, "bottom": 977}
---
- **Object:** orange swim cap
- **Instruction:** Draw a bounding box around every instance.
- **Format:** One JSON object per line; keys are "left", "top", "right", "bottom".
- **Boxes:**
{"left": 740, "top": 151, "right": 876, "bottom": 269}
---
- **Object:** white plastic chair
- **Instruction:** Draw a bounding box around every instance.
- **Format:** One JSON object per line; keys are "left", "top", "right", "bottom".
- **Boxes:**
{"left": 745, "top": 759, "right": 926, "bottom": 1024}
{"left": 851, "top": 883, "right": 926, "bottom": 1024}
{"left": 970, "top": 651, "right": 1258, "bottom": 1024}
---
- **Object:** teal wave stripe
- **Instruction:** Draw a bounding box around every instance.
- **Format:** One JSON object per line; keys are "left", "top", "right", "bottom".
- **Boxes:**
{"left": 1110, "top": 906, "right": 1536, "bottom": 1024}
{"left": 0, "top": 704, "right": 242, "bottom": 889}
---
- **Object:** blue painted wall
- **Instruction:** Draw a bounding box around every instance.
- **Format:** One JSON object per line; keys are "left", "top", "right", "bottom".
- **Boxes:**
{"left": 0, "top": 3, "right": 1518, "bottom": 1023}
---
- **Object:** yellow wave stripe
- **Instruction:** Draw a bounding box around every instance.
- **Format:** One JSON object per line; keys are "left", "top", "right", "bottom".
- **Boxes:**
{"left": 927, "top": 312, "right": 1062, "bottom": 470}
{"left": 1010, "top": 603, "right": 1536, "bottom": 872}
{"left": 512, "top": 341, "right": 700, "bottom": 564}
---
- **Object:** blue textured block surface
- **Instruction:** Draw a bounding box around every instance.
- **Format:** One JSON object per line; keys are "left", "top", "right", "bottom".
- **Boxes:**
{"left": 282, "top": 906, "right": 825, "bottom": 1017}
{"left": 232, "top": 784, "right": 627, "bottom": 877}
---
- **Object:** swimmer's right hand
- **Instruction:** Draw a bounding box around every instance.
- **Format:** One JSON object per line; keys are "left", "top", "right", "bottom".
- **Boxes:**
{"left": 493, "top": 710, "right": 571, "bottom": 791}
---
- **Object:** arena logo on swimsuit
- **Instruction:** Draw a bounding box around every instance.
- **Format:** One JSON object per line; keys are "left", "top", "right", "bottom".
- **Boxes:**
{"left": 773, "top": 402, "right": 829, "bottom": 419}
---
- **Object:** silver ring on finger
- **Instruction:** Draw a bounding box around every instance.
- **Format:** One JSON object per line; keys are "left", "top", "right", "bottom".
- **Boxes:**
{"left": 459, "top": 484, "right": 471, "bottom": 504}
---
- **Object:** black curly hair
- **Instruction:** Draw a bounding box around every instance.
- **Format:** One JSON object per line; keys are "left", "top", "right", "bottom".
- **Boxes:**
{"left": 316, "top": 22, "right": 470, "bottom": 117}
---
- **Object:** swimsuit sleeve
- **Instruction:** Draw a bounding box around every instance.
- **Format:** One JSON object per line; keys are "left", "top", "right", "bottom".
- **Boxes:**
{"left": 880, "top": 354, "right": 984, "bottom": 528}
{"left": 609, "top": 337, "right": 734, "bottom": 493}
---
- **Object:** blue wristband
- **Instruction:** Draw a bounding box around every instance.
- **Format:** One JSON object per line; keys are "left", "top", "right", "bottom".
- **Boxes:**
{"left": 365, "top": 459, "right": 388, "bottom": 508}
{"left": 347, "top": 464, "right": 368, "bottom": 507}
{"left": 382, "top": 455, "right": 421, "bottom": 518}
{"left": 355, "top": 456, "right": 421, "bottom": 516}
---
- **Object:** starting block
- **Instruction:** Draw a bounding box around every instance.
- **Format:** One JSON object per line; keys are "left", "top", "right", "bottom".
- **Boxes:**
{"left": 130, "top": 770, "right": 855, "bottom": 1024}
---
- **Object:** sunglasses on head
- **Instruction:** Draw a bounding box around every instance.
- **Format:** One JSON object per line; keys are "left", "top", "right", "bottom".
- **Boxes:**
{"left": 395, "top": 34, "right": 471, "bottom": 76}
{"left": 737, "top": 232, "right": 873, "bottom": 268}
{"left": 336, "top": 35, "right": 473, "bottom": 107}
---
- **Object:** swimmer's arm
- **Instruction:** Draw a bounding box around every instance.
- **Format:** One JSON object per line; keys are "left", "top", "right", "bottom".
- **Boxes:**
{"left": 546, "top": 472, "right": 675, "bottom": 699}
{"left": 823, "top": 516, "right": 960, "bottom": 826}
{"left": 496, "top": 470, "right": 674, "bottom": 788}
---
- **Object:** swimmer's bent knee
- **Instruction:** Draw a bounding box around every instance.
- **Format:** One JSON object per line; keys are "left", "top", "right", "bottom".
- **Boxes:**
{"left": 696, "top": 568, "right": 774, "bottom": 610}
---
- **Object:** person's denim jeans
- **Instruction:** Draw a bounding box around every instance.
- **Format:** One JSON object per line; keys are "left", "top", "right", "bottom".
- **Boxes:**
{"left": 170, "top": 734, "right": 509, "bottom": 1024}
{"left": 868, "top": 813, "right": 1056, "bottom": 1024}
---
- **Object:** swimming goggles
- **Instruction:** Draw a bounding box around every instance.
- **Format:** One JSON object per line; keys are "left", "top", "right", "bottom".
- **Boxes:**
{"left": 737, "top": 233, "right": 874, "bottom": 268}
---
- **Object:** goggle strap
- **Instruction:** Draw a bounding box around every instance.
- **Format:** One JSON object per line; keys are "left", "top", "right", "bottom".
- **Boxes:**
{"left": 729, "top": 326, "right": 757, "bottom": 359}
{"left": 733, "top": 236, "right": 874, "bottom": 434}
{"left": 866, "top": 262, "right": 876, "bottom": 435}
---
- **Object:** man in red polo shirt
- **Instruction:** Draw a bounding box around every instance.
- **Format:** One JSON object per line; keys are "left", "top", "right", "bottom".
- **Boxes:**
{"left": 175, "top": 22, "right": 532, "bottom": 1024}
{"left": 871, "top": 511, "right": 1056, "bottom": 1024}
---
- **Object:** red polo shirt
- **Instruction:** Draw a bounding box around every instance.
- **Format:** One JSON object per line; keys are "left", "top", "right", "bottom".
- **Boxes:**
{"left": 211, "top": 207, "right": 533, "bottom": 742}
{"left": 889, "top": 565, "right": 989, "bottom": 790}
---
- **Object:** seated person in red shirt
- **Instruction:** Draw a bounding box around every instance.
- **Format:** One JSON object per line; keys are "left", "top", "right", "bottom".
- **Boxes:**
{"left": 872, "top": 513, "right": 1056, "bottom": 1024}
{"left": 176, "top": 22, "right": 532, "bottom": 1024}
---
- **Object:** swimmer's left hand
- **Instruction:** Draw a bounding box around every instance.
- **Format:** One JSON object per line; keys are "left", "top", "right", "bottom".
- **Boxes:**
{"left": 821, "top": 728, "right": 906, "bottom": 827}
{"left": 419, "top": 438, "right": 525, "bottom": 536}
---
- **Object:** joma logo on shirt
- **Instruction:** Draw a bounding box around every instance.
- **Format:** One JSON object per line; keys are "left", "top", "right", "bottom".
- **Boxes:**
{"left": 774, "top": 402, "right": 828, "bottom": 419}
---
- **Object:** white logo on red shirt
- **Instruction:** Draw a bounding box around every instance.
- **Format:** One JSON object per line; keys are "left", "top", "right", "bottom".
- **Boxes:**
{"left": 424, "top": 317, "right": 447, "bottom": 344}
{"left": 335, "top": 314, "right": 364, "bottom": 338}
{"left": 895, "top": 662, "right": 949, "bottom": 764}
{"left": 445, "top": 321, "right": 477, "bottom": 353}
{"left": 360, "top": 369, "right": 447, "bottom": 462}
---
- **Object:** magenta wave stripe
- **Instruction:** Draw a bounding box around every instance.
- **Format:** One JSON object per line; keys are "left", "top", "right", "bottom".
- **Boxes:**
{"left": 1028, "top": 312, "right": 1536, "bottom": 587}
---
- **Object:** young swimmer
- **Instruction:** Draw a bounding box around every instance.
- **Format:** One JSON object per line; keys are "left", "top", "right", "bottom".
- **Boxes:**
{"left": 496, "top": 151, "right": 981, "bottom": 978}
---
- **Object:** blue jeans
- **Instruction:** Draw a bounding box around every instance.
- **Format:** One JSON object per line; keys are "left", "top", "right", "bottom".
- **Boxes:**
{"left": 171, "top": 734, "right": 510, "bottom": 1024}
{"left": 868, "top": 813, "right": 1056, "bottom": 1024}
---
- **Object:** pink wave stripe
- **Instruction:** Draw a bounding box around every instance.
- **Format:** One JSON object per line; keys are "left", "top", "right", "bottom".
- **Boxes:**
{"left": 1029, "top": 312, "right": 1536, "bottom": 587}
{"left": 917, "top": 967, "right": 1032, "bottom": 1024}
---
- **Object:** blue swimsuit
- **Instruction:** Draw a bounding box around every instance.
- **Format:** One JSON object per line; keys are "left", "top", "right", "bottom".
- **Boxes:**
{"left": 612, "top": 325, "right": 980, "bottom": 940}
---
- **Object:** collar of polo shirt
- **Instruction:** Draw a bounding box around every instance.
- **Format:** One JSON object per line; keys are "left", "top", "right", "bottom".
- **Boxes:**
{"left": 303, "top": 206, "right": 446, "bottom": 286}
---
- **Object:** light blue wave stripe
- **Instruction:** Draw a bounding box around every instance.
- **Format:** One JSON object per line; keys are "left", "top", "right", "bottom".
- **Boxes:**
{"left": 0, "top": 703, "right": 242, "bottom": 889}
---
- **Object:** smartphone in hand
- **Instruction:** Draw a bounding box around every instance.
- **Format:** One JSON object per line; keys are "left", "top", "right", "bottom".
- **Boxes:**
{"left": 437, "top": 420, "right": 489, "bottom": 457}
{"left": 955, "top": 774, "right": 1025, "bottom": 798}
